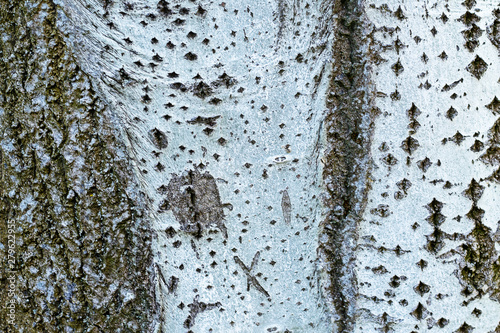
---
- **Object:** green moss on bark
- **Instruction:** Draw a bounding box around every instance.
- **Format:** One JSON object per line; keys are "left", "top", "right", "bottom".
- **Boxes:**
{"left": 0, "top": 0, "right": 154, "bottom": 331}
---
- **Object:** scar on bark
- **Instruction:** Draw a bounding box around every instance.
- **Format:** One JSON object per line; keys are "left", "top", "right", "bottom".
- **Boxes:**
{"left": 163, "top": 168, "right": 230, "bottom": 238}
{"left": 183, "top": 295, "right": 221, "bottom": 329}
{"left": 234, "top": 251, "right": 270, "bottom": 299}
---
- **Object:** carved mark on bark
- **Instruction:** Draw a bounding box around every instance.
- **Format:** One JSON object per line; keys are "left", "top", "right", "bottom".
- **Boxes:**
{"left": 234, "top": 251, "right": 271, "bottom": 299}
{"left": 281, "top": 189, "right": 292, "bottom": 225}
{"left": 183, "top": 295, "right": 221, "bottom": 329}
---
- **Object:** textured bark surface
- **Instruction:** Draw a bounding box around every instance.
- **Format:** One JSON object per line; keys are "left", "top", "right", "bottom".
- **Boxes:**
{"left": 54, "top": 0, "right": 339, "bottom": 331}
{"left": 319, "top": 0, "right": 377, "bottom": 330}
{"left": 0, "top": 1, "right": 154, "bottom": 331}
{"left": 1, "top": 0, "right": 500, "bottom": 332}
{"left": 355, "top": 1, "right": 500, "bottom": 332}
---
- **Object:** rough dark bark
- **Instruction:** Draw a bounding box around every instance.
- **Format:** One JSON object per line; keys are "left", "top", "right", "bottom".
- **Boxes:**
{"left": 319, "top": 0, "right": 376, "bottom": 330}
{"left": 0, "top": 1, "right": 154, "bottom": 331}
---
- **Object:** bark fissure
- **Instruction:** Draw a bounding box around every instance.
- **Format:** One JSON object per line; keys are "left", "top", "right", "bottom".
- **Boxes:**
{"left": 319, "top": 0, "right": 376, "bottom": 331}
{"left": 0, "top": 1, "right": 154, "bottom": 331}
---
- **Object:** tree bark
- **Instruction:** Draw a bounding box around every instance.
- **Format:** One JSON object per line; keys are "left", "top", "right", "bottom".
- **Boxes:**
{"left": 1, "top": 0, "right": 499, "bottom": 332}
{"left": 0, "top": 1, "right": 154, "bottom": 331}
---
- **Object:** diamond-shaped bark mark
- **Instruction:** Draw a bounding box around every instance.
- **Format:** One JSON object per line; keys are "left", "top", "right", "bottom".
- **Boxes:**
{"left": 466, "top": 205, "right": 485, "bottom": 222}
{"left": 378, "top": 142, "right": 389, "bottom": 152}
{"left": 408, "top": 119, "right": 421, "bottom": 132}
{"left": 155, "top": 162, "right": 165, "bottom": 172}
{"left": 209, "top": 97, "right": 222, "bottom": 105}
{"left": 391, "top": 58, "right": 404, "bottom": 76}
{"left": 446, "top": 106, "right": 458, "bottom": 120}
{"left": 438, "top": 51, "right": 448, "bottom": 60}
{"left": 173, "top": 18, "right": 186, "bottom": 26}
{"left": 419, "top": 80, "right": 431, "bottom": 90}
{"left": 410, "top": 303, "right": 429, "bottom": 320}
{"left": 466, "top": 55, "right": 488, "bottom": 79}
{"left": 426, "top": 212, "right": 446, "bottom": 226}
{"left": 486, "top": 96, "right": 500, "bottom": 115}
{"left": 481, "top": 146, "right": 500, "bottom": 165}
{"left": 382, "top": 153, "right": 398, "bottom": 166}
{"left": 416, "top": 259, "right": 428, "bottom": 270}
{"left": 152, "top": 53, "right": 163, "bottom": 62}
{"left": 390, "top": 89, "right": 401, "bottom": 101}
{"left": 470, "top": 139, "right": 484, "bottom": 152}
{"left": 459, "top": 11, "right": 481, "bottom": 26}
{"left": 488, "top": 119, "right": 500, "bottom": 145}
{"left": 462, "top": 0, "right": 476, "bottom": 10}
{"left": 426, "top": 228, "right": 445, "bottom": 253}
{"left": 455, "top": 322, "right": 474, "bottom": 333}
{"left": 397, "top": 178, "right": 412, "bottom": 193}
{"left": 157, "top": 0, "right": 172, "bottom": 17}
{"left": 217, "top": 137, "right": 227, "bottom": 146}
{"left": 394, "top": 245, "right": 409, "bottom": 256}
{"left": 487, "top": 15, "right": 500, "bottom": 49}
{"left": 203, "top": 127, "right": 214, "bottom": 135}
{"left": 170, "top": 82, "right": 187, "bottom": 91}
{"left": 370, "top": 204, "right": 391, "bottom": 218}
{"left": 407, "top": 103, "right": 421, "bottom": 119}
{"left": 414, "top": 281, "right": 430, "bottom": 296}
{"left": 196, "top": 4, "right": 207, "bottom": 16}
{"left": 394, "top": 6, "right": 406, "bottom": 20}
{"left": 212, "top": 72, "right": 237, "bottom": 89}
{"left": 371, "top": 265, "right": 388, "bottom": 274}
{"left": 421, "top": 52, "right": 429, "bottom": 63}
{"left": 451, "top": 131, "right": 465, "bottom": 145}
{"left": 489, "top": 167, "right": 500, "bottom": 183}
{"left": 401, "top": 136, "right": 419, "bottom": 155}
{"left": 464, "top": 39, "right": 480, "bottom": 52}
{"left": 418, "top": 157, "right": 432, "bottom": 172}
{"left": 158, "top": 199, "right": 169, "bottom": 212}
{"left": 463, "top": 24, "right": 484, "bottom": 52}
{"left": 389, "top": 275, "right": 401, "bottom": 288}
{"left": 192, "top": 81, "right": 213, "bottom": 99}
{"left": 437, "top": 318, "right": 450, "bottom": 328}
{"left": 394, "top": 37, "right": 406, "bottom": 54}
{"left": 166, "top": 275, "right": 179, "bottom": 294}
{"left": 184, "top": 52, "right": 198, "bottom": 61}
{"left": 463, "top": 178, "right": 485, "bottom": 202}
{"left": 149, "top": 128, "right": 168, "bottom": 149}
{"left": 462, "top": 24, "right": 483, "bottom": 40}
{"left": 426, "top": 198, "right": 444, "bottom": 213}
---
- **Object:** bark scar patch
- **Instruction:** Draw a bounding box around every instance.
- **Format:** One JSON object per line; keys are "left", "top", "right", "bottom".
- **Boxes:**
{"left": 281, "top": 189, "right": 292, "bottom": 224}
{"left": 165, "top": 169, "right": 228, "bottom": 238}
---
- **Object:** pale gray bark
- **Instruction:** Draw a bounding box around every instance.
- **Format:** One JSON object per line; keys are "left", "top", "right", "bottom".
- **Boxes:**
{"left": 355, "top": 2, "right": 500, "bottom": 332}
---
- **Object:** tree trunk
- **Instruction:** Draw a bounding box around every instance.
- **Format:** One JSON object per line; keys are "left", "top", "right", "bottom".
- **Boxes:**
{"left": 1, "top": 0, "right": 499, "bottom": 332}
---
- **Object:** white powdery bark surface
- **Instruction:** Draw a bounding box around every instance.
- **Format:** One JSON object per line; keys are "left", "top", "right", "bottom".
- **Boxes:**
{"left": 356, "top": 1, "right": 500, "bottom": 332}
{"left": 55, "top": 0, "right": 337, "bottom": 331}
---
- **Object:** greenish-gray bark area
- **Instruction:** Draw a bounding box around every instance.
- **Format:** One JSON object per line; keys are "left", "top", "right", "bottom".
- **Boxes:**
{"left": 320, "top": 0, "right": 376, "bottom": 331}
{"left": 0, "top": 1, "right": 154, "bottom": 331}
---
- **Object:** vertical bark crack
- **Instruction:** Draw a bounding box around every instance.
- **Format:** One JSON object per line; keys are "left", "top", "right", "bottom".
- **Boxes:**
{"left": 319, "top": 0, "right": 377, "bottom": 331}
